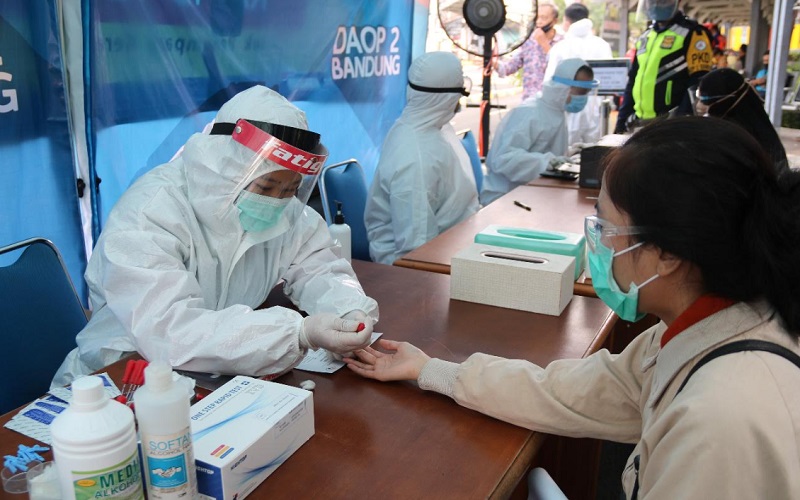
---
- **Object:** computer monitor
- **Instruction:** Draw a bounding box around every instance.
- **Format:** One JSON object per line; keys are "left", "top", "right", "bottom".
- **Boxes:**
{"left": 585, "top": 58, "right": 631, "bottom": 96}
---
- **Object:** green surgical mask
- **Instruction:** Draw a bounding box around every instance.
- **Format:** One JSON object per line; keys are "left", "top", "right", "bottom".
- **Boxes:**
{"left": 587, "top": 240, "right": 659, "bottom": 322}
{"left": 236, "top": 191, "right": 291, "bottom": 232}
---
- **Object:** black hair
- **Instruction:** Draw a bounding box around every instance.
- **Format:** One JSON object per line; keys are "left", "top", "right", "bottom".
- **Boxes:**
{"left": 564, "top": 3, "right": 589, "bottom": 22}
{"left": 698, "top": 68, "right": 788, "bottom": 173}
{"left": 603, "top": 116, "right": 800, "bottom": 336}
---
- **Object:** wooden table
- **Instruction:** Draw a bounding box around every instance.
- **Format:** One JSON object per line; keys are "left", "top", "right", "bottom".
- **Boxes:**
{"left": 0, "top": 261, "right": 615, "bottom": 499}
{"left": 395, "top": 185, "right": 599, "bottom": 296}
{"left": 528, "top": 176, "right": 585, "bottom": 190}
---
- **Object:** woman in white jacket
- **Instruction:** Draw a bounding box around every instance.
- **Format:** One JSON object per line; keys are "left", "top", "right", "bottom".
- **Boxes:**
{"left": 54, "top": 86, "right": 378, "bottom": 386}
{"left": 346, "top": 117, "right": 800, "bottom": 499}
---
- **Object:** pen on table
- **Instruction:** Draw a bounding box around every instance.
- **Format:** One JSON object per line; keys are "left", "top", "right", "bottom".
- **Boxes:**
{"left": 514, "top": 200, "right": 532, "bottom": 211}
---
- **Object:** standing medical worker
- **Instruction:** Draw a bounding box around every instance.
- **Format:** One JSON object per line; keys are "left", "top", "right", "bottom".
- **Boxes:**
{"left": 481, "top": 58, "right": 598, "bottom": 205}
{"left": 365, "top": 51, "right": 479, "bottom": 265}
{"left": 347, "top": 117, "right": 800, "bottom": 499}
{"left": 54, "top": 86, "right": 378, "bottom": 386}
{"left": 543, "top": 3, "right": 612, "bottom": 145}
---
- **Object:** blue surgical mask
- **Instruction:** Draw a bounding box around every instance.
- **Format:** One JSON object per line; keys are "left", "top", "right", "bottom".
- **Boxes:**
{"left": 565, "top": 94, "right": 589, "bottom": 113}
{"left": 236, "top": 191, "right": 291, "bottom": 232}
{"left": 587, "top": 240, "right": 659, "bottom": 322}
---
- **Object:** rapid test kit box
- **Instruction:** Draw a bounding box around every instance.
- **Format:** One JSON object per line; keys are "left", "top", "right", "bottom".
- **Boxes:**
{"left": 190, "top": 376, "right": 314, "bottom": 499}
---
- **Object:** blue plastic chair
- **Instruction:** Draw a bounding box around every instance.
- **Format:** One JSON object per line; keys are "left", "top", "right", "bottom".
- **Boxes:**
{"left": 0, "top": 238, "right": 88, "bottom": 412}
{"left": 459, "top": 129, "right": 484, "bottom": 194}
{"left": 317, "top": 159, "right": 371, "bottom": 261}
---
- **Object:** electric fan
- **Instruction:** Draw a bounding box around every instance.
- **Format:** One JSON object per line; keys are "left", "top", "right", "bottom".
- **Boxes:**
{"left": 438, "top": 0, "right": 537, "bottom": 154}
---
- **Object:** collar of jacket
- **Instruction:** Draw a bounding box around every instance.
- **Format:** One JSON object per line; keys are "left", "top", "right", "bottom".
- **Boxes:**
{"left": 645, "top": 301, "right": 773, "bottom": 407}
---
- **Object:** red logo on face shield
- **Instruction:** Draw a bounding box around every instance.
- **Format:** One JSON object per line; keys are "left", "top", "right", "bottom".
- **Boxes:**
{"left": 232, "top": 119, "right": 328, "bottom": 175}
{"left": 265, "top": 144, "right": 325, "bottom": 175}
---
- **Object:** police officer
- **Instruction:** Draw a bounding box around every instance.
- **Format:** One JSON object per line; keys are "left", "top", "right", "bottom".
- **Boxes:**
{"left": 614, "top": 0, "right": 713, "bottom": 133}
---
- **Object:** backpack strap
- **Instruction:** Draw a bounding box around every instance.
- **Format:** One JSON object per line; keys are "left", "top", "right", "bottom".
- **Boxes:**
{"left": 676, "top": 339, "right": 800, "bottom": 396}
{"left": 631, "top": 340, "right": 800, "bottom": 499}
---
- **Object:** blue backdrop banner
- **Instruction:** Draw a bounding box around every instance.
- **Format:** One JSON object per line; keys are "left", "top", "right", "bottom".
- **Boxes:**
{"left": 0, "top": 0, "right": 88, "bottom": 305}
{"left": 85, "top": 0, "right": 416, "bottom": 231}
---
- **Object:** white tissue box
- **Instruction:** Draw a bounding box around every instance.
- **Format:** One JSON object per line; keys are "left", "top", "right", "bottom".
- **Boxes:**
{"left": 451, "top": 243, "right": 574, "bottom": 316}
{"left": 190, "top": 376, "right": 314, "bottom": 499}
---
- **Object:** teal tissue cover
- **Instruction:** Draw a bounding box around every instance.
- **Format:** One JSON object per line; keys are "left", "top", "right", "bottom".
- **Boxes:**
{"left": 474, "top": 225, "right": 585, "bottom": 280}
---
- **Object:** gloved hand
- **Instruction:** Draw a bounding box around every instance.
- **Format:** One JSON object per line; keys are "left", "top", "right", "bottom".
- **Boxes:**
{"left": 548, "top": 156, "right": 572, "bottom": 170}
{"left": 567, "top": 142, "right": 593, "bottom": 157}
{"left": 299, "top": 311, "right": 373, "bottom": 354}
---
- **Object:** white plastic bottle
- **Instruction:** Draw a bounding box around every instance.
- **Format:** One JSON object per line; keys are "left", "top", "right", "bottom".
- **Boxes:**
{"left": 50, "top": 375, "right": 144, "bottom": 500}
{"left": 134, "top": 361, "right": 198, "bottom": 499}
{"left": 329, "top": 200, "right": 352, "bottom": 262}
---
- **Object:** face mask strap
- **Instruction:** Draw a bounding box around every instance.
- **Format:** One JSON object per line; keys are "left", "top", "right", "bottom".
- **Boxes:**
{"left": 408, "top": 81, "right": 470, "bottom": 96}
{"left": 612, "top": 240, "right": 644, "bottom": 258}
{"left": 718, "top": 82, "right": 750, "bottom": 119}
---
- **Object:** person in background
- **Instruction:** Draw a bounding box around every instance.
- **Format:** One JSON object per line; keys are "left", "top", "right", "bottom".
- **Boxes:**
{"left": 704, "top": 22, "right": 726, "bottom": 50}
{"left": 493, "top": 3, "right": 563, "bottom": 101}
{"left": 614, "top": 0, "right": 713, "bottom": 132}
{"left": 543, "top": 2, "right": 613, "bottom": 145}
{"left": 712, "top": 48, "right": 727, "bottom": 69}
{"left": 54, "top": 86, "right": 378, "bottom": 386}
{"left": 749, "top": 50, "right": 770, "bottom": 98}
{"left": 365, "top": 51, "right": 479, "bottom": 265}
{"left": 697, "top": 67, "right": 788, "bottom": 173}
{"left": 480, "top": 58, "right": 598, "bottom": 205}
{"left": 346, "top": 116, "right": 800, "bottom": 499}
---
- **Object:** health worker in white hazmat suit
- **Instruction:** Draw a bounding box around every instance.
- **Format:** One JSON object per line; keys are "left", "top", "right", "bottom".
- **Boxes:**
{"left": 481, "top": 58, "right": 598, "bottom": 205}
{"left": 53, "top": 86, "right": 378, "bottom": 387}
{"left": 365, "top": 51, "right": 480, "bottom": 265}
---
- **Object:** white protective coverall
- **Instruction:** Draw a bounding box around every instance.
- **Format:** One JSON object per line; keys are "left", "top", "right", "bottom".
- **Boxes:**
{"left": 365, "top": 52, "right": 480, "bottom": 265}
{"left": 54, "top": 86, "right": 378, "bottom": 386}
{"left": 480, "top": 60, "right": 581, "bottom": 205}
{"left": 544, "top": 18, "right": 612, "bottom": 145}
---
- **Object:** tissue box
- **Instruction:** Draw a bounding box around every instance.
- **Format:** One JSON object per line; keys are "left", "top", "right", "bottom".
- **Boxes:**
{"left": 190, "top": 376, "right": 314, "bottom": 499}
{"left": 474, "top": 225, "right": 585, "bottom": 280}
{"left": 451, "top": 243, "right": 574, "bottom": 316}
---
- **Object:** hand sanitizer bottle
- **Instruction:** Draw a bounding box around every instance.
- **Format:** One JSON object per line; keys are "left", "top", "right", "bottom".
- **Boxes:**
{"left": 134, "top": 361, "right": 198, "bottom": 499}
{"left": 328, "top": 200, "right": 352, "bottom": 262}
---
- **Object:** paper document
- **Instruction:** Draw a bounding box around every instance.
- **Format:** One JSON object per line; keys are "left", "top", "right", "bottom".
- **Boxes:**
{"left": 4, "top": 372, "right": 119, "bottom": 444}
{"left": 295, "top": 331, "right": 383, "bottom": 373}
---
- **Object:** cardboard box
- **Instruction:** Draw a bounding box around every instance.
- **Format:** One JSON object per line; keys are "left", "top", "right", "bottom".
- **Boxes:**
{"left": 451, "top": 243, "right": 574, "bottom": 316}
{"left": 190, "top": 376, "right": 314, "bottom": 499}
{"left": 474, "top": 225, "right": 585, "bottom": 280}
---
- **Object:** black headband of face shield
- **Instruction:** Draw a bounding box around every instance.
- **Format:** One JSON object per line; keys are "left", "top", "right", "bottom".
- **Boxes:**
{"left": 408, "top": 81, "right": 470, "bottom": 97}
{"left": 210, "top": 119, "right": 321, "bottom": 152}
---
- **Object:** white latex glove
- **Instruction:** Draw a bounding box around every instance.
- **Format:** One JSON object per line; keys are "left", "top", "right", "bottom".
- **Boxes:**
{"left": 567, "top": 142, "right": 594, "bottom": 157}
{"left": 548, "top": 156, "right": 571, "bottom": 170}
{"left": 299, "top": 311, "right": 373, "bottom": 354}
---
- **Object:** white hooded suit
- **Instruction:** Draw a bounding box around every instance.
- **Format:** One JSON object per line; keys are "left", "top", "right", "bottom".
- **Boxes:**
{"left": 544, "top": 19, "right": 612, "bottom": 145}
{"left": 365, "top": 52, "right": 480, "bottom": 265}
{"left": 54, "top": 86, "right": 378, "bottom": 386}
{"left": 481, "top": 60, "right": 583, "bottom": 205}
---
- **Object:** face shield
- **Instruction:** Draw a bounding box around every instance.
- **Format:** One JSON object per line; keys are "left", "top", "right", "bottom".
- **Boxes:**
{"left": 552, "top": 72, "right": 599, "bottom": 113}
{"left": 211, "top": 119, "right": 328, "bottom": 233}
{"left": 636, "top": 0, "right": 679, "bottom": 22}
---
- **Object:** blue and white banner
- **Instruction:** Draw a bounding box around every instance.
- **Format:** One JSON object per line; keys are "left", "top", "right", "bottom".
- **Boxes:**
{"left": 84, "top": 0, "right": 419, "bottom": 229}
{"left": 0, "top": 0, "right": 88, "bottom": 304}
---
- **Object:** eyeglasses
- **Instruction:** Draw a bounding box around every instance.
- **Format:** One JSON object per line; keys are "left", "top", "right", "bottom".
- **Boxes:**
{"left": 584, "top": 215, "right": 648, "bottom": 252}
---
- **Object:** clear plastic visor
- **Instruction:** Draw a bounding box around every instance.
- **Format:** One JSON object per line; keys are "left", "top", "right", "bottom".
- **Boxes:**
{"left": 636, "top": 0, "right": 678, "bottom": 22}
{"left": 229, "top": 119, "right": 328, "bottom": 210}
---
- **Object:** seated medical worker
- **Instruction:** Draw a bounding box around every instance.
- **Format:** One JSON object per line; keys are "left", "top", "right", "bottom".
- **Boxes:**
{"left": 347, "top": 117, "right": 800, "bottom": 498}
{"left": 480, "top": 58, "right": 598, "bottom": 205}
{"left": 53, "top": 86, "right": 378, "bottom": 386}
{"left": 365, "top": 51, "right": 479, "bottom": 265}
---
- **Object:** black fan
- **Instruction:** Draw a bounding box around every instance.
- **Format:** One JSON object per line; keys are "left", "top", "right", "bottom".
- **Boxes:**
{"left": 439, "top": 0, "right": 537, "bottom": 153}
